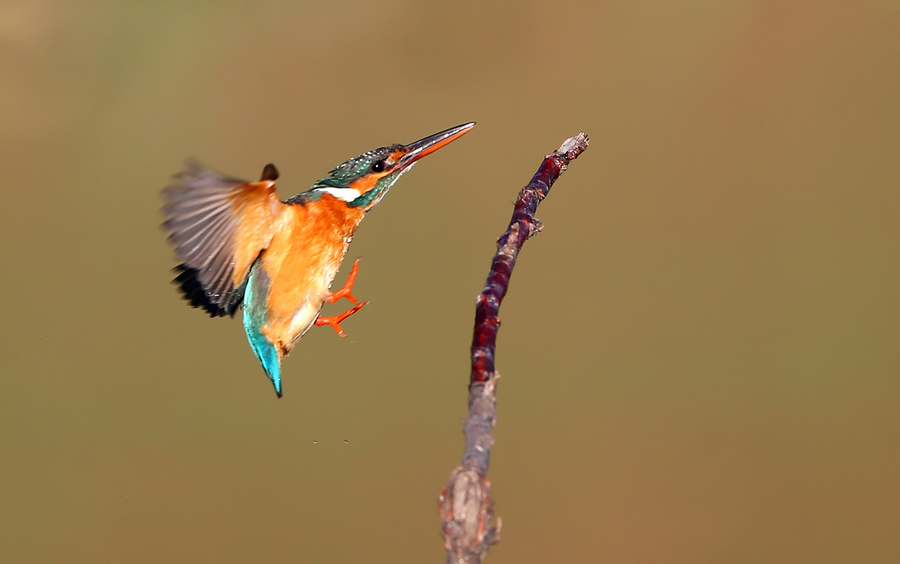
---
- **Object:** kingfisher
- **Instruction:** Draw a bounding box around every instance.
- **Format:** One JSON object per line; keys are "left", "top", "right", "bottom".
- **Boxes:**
{"left": 163, "top": 122, "right": 475, "bottom": 397}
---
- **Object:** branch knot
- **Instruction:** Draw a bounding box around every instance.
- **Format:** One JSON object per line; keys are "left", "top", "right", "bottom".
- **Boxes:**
{"left": 439, "top": 467, "right": 501, "bottom": 564}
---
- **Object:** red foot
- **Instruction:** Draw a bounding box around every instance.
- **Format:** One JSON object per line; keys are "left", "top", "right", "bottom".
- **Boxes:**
{"left": 317, "top": 258, "right": 367, "bottom": 337}
{"left": 315, "top": 301, "right": 368, "bottom": 338}
{"left": 325, "top": 257, "right": 362, "bottom": 304}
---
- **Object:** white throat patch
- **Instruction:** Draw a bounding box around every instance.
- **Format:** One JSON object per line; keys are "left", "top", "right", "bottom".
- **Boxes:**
{"left": 313, "top": 187, "right": 362, "bottom": 202}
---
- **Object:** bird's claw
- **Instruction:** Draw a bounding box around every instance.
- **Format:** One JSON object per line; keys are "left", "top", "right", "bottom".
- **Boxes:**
{"left": 325, "top": 257, "right": 362, "bottom": 304}
{"left": 315, "top": 301, "right": 368, "bottom": 338}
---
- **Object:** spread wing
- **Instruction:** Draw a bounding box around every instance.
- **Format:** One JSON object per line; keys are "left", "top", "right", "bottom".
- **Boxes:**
{"left": 162, "top": 160, "right": 287, "bottom": 316}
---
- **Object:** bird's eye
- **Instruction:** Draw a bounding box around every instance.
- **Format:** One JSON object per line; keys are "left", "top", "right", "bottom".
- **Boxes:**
{"left": 371, "top": 160, "right": 386, "bottom": 173}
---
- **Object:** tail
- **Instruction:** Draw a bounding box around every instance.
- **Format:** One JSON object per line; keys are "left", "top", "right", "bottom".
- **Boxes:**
{"left": 245, "top": 324, "right": 283, "bottom": 397}
{"left": 241, "top": 264, "right": 283, "bottom": 397}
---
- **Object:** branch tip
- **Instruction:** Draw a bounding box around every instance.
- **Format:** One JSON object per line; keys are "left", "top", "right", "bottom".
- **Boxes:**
{"left": 556, "top": 133, "right": 589, "bottom": 161}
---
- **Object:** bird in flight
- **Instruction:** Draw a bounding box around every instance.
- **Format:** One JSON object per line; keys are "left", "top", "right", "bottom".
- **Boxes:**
{"left": 162, "top": 122, "right": 475, "bottom": 396}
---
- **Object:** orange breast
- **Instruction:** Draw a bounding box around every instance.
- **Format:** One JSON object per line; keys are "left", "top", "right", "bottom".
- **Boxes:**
{"left": 258, "top": 195, "right": 366, "bottom": 352}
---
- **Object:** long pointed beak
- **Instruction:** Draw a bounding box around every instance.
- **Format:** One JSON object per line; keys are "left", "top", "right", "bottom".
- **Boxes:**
{"left": 398, "top": 122, "right": 475, "bottom": 168}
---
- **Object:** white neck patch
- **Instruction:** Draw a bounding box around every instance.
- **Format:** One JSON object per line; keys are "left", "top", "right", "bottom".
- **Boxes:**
{"left": 313, "top": 187, "right": 362, "bottom": 202}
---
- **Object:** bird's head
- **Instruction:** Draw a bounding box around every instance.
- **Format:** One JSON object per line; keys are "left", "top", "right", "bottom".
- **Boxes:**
{"left": 310, "top": 122, "right": 475, "bottom": 211}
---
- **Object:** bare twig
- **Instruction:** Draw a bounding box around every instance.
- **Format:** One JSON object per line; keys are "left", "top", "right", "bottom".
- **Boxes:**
{"left": 439, "top": 133, "right": 589, "bottom": 564}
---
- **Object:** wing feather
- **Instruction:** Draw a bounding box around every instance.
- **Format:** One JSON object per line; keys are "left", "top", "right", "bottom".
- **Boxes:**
{"left": 162, "top": 160, "right": 286, "bottom": 316}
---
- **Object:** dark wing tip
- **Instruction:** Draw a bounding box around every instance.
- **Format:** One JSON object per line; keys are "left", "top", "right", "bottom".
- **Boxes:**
{"left": 260, "top": 163, "right": 279, "bottom": 181}
{"left": 173, "top": 264, "right": 242, "bottom": 318}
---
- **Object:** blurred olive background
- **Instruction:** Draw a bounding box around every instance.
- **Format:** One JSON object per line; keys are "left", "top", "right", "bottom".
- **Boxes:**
{"left": 1, "top": 1, "right": 898, "bottom": 562}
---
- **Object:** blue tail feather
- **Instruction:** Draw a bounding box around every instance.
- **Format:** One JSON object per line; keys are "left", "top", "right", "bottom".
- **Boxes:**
{"left": 242, "top": 265, "right": 283, "bottom": 397}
